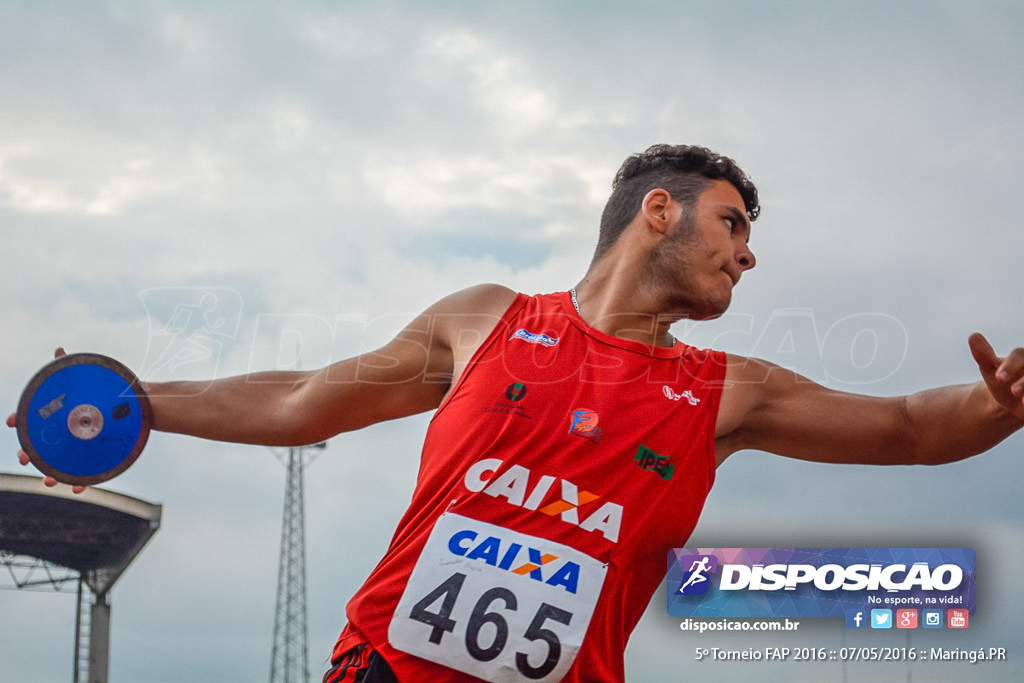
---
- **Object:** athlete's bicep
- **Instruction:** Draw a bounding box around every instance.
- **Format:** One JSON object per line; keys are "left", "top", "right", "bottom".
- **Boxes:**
{"left": 290, "top": 311, "right": 453, "bottom": 437}
{"left": 715, "top": 354, "right": 912, "bottom": 466}
{"left": 291, "top": 285, "right": 518, "bottom": 438}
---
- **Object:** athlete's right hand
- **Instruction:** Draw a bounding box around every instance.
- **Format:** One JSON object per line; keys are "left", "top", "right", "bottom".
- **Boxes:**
{"left": 8, "top": 347, "right": 86, "bottom": 494}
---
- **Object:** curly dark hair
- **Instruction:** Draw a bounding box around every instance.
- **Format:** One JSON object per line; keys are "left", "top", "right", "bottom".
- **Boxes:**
{"left": 594, "top": 144, "right": 760, "bottom": 259}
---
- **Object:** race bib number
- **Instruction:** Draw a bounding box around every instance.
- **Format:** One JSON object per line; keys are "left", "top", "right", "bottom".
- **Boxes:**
{"left": 389, "top": 513, "right": 607, "bottom": 682}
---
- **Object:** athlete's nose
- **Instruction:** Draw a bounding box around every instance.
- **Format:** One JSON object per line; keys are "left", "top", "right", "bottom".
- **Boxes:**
{"left": 737, "top": 243, "right": 756, "bottom": 272}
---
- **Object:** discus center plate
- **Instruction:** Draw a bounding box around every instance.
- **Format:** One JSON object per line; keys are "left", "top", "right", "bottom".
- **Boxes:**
{"left": 16, "top": 353, "right": 152, "bottom": 486}
{"left": 68, "top": 403, "right": 103, "bottom": 440}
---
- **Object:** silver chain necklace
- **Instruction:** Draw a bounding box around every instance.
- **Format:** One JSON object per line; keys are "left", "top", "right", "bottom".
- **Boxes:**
{"left": 571, "top": 287, "right": 676, "bottom": 346}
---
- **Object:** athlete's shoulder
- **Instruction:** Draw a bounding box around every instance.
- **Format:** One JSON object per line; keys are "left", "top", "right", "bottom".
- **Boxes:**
{"left": 422, "top": 284, "right": 522, "bottom": 353}
{"left": 427, "top": 283, "right": 521, "bottom": 318}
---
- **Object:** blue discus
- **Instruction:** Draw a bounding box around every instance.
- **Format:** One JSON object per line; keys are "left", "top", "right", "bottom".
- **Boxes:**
{"left": 16, "top": 353, "right": 152, "bottom": 486}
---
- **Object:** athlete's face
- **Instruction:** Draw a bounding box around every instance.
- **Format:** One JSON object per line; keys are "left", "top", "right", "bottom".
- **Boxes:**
{"left": 647, "top": 179, "right": 756, "bottom": 320}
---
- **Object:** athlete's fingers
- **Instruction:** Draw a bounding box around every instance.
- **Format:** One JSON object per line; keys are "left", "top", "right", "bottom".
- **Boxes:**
{"left": 39, "top": 471, "right": 85, "bottom": 494}
{"left": 16, "top": 347, "right": 84, "bottom": 493}
{"left": 10, "top": 350, "right": 68, "bottom": 428}
{"left": 968, "top": 332, "right": 1022, "bottom": 392}
{"left": 11, "top": 415, "right": 28, "bottom": 465}
{"left": 23, "top": 348, "right": 83, "bottom": 495}
{"left": 970, "top": 333, "right": 1024, "bottom": 418}
{"left": 994, "top": 346, "right": 1024, "bottom": 397}
{"left": 968, "top": 333, "right": 1000, "bottom": 378}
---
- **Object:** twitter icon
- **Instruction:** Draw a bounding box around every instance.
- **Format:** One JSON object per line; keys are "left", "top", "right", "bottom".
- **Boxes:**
{"left": 871, "top": 609, "right": 893, "bottom": 629}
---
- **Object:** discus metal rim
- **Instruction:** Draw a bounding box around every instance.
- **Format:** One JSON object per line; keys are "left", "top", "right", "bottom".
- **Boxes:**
{"left": 16, "top": 353, "right": 152, "bottom": 486}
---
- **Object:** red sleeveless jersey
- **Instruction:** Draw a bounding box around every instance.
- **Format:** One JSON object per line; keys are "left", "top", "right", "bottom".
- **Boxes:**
{"left": 335, "top": 291, "right": 726, "bottom": 682}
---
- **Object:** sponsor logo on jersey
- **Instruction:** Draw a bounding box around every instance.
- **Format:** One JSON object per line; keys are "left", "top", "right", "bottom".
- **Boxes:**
{"left": 510, "top": 328, "right": 559, "bottom": 347}
{"left": 568, "top": 408, "right": 602, "bottom": 443}
{"left": 464, "top": 458, "right": 623, "bottom": 543}
{"left": 504, "top": 382, "right": 527, "bottom": 402}
{"left": 447, "top": 528, "right": 582, "bottom": 594}
{"left": 634, "top": 444, "right": 675, "bottom": 480}
{"left": 484, "top": 384, "right": 533, "bottom": 420}
{"left": 663, "top": 385, "right": 700, "bottom": 405}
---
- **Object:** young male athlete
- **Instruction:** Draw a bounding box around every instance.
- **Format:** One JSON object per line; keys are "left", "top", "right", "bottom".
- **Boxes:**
{"left": 11, "top": 145, "right": 1024, "bottom": 682}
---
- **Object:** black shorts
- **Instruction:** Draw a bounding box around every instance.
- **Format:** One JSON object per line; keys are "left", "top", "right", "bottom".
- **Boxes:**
{"left": 322, "top": 643, "right": 399, "bottom": 683}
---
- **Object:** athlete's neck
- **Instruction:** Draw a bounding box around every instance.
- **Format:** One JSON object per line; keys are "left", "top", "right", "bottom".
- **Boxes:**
{"left": 571, "top": 277, "right": 677, "bottom": 348}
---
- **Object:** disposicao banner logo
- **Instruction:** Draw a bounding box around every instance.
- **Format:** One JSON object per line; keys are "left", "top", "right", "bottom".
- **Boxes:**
{"left": 667, "top": 548, "right": 975, "bottom": 619}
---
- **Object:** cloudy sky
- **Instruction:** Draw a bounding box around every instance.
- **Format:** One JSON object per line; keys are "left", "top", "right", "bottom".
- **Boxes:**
{"left": 2, "top": 1, "right": 1023, "bottom": 681}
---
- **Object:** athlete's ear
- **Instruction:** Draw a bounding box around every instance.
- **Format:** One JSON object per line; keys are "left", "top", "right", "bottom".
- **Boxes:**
{"left": 640, "top": 189, "right": 677, "bottom": 236}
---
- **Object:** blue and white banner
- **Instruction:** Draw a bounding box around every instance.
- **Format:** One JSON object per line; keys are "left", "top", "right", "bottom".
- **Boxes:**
{"left": 667, "top": 548, "right": 975, "bottom": 621}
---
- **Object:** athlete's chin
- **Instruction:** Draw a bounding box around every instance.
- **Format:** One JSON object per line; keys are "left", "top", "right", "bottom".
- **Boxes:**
{"left": 686, "top": 297, "right": 732, "bottom": 321}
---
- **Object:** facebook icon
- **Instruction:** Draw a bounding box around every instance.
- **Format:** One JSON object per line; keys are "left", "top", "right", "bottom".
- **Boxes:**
{"left": 846, "top": 609, "right": 867, "bottom": 629}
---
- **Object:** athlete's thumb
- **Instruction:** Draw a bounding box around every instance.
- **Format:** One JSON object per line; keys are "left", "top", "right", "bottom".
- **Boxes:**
{"left": 968, "top": 333, "right": 1000, "bottom": 378}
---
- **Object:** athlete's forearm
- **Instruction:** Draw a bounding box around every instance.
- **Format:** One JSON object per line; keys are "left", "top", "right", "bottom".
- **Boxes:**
{"left": 902, "top": 381, "right": 1024, "bottom": 465}
{"left": 720, "top": 357, "right": 1023, "bottom": 467}
{"left": 145, "top": 369, "right": 320, "bottom": 447}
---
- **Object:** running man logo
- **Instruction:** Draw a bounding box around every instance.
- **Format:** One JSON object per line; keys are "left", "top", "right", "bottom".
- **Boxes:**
{"left": 676, "top": 554, "right": 718, "bottom": 595}
{"left": 447, "top": 528, "right": 582, "bottom": 594}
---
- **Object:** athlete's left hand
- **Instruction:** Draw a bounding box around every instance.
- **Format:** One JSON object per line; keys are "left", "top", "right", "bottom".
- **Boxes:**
{"left": 969, "top": 333, "right": 1024, "bottom": 421}
{"left": 6, "top": 412, "right": 86, "bottom": 495}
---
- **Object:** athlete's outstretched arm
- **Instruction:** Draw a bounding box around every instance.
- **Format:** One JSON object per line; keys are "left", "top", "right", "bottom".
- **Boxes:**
{"left": 144, "top": 312, "right": 449, "bottom": 448}
{"left": 144, "top": 284, "right": 517, "bottom": 447}
{"left": 9, "top": 284, "right": 517, "bottom": 459}
{"left": 714, "top": 333, "right": 1024, "bottom": 466}
{"left": 6, "top": 313, "right": 452, "bottom": 487}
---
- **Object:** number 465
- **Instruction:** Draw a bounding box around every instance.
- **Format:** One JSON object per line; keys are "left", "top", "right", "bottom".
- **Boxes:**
{"left": 410, "top": 572, "right": 573, "bottom": 680}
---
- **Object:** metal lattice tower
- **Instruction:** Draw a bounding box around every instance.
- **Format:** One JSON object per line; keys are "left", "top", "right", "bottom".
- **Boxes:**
{"left": 269, "top": 443, "right": 324, "bottom": 683}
